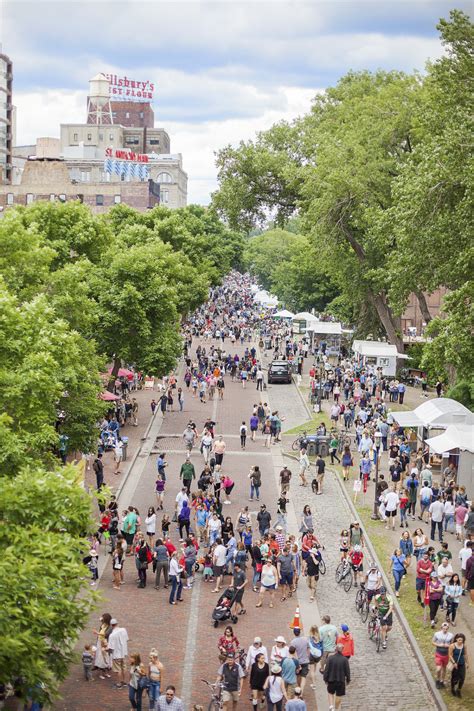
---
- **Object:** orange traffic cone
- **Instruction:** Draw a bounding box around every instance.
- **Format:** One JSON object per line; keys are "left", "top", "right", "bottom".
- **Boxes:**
{"left": 289, "top": 606, "right": 301, "bottom": 630}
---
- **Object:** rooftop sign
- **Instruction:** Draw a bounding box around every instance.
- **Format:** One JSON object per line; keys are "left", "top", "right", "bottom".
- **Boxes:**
{"left": 105, "top": 147, "right": 149, "bottom": 163}
{"left": 105, "top": 74, "right": 155, "bottom": 103}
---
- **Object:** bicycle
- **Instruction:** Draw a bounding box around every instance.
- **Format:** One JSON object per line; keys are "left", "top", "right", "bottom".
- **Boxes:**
{"left": 367, "top": 609, "right": 382, "bottom": 652}
{"left": 355, "top": 585, "right": 369, "bottom": 622}
{"left": 291, "top": 431, "right": 308, "bottom": 451}
{"left": 315, "top": 547, "right": 327, "bottom": 576}
{"left": 335, "top": 558, "right": 353, "bottom": 592}
{"left": 201, "top": 679, "right": 226, "bottom": 711}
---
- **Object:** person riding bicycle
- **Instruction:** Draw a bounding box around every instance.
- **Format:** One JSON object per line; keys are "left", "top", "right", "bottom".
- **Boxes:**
{"left": 363, "top": 562, "right": 383, "bottom": 601}
{"left": 373, "top": 587, "right": 393, "bottom": 650}
{"left": 349, "top": 544, "right": 364, "bottom": 587}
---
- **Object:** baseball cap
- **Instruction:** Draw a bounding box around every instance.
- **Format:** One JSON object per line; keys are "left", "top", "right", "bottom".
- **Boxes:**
{"left": 341, "top": 624, "right": 349, "bottom": 632}
{"left": 254, "top": 637, "right": 262, "bottom": 644}
{"left": 110, "top": 618, "right": 118, "bottom": 625}
{"left": 226, "top": 652, "right": 235, "bottom": 659}
{"left": 275, "top": 525, "right": 283, "bottom": 531}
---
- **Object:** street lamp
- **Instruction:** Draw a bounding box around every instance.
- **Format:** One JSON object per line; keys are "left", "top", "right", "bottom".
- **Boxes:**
{"left": 371, "top": 430, "right": 382, "bottom": 520}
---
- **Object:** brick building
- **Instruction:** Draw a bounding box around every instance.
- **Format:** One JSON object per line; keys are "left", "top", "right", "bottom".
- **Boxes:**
{"left": 0, "top": 157, "right": 160, "bottom": 213}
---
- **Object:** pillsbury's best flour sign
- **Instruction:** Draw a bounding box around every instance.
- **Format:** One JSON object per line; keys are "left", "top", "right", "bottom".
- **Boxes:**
{"left": 105, "top": 74, "right": 155, "bottom": 102}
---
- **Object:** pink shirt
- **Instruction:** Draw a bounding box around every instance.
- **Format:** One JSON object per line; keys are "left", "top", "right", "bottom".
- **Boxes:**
{"left": 455, "top": 506, "right": 468, "bottom": 524}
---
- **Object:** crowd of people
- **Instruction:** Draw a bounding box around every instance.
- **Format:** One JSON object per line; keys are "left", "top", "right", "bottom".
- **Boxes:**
{"left": 76, "top": 272, "right": 472, "bottom": 710}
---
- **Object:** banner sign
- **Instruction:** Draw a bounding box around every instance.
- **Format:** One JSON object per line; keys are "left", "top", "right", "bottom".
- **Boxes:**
{"left": 105, "top": 147, "right": 149, "bottom": 163}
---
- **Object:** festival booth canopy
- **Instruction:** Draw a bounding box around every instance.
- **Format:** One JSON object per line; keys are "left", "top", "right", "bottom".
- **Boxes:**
{"left": 425, "top": 424, "right": 474, "bottom": 454}
{"left": 305, "top": 321, "right": 342, "bottom": 335}
{"left": 393, "top": 398, "right": 474, "bottom": 430}
{"left": 352, "top": 340, "right": 408, "bottom": 359}
{"left": 100, "top": 391, "right": 120, "bottom": 401}
{"left": 292, "top": 311, "right": 315, "bottom": 321}
{"left": 254, "top": 290, "right": 278, "bottom": 307}
{"left": 274, "top": 309, "right": 295, "bottom": 319}
{"left": 108, "top": 367, "right": 134, "bottom": 379}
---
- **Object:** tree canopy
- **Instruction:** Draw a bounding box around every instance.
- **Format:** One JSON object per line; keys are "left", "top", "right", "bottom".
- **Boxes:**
{"left": 213, "top": 10, "right": 473, "bottom": 371}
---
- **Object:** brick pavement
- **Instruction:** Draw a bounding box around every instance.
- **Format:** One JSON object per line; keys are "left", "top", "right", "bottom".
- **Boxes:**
{"left": 56, "top": 341, "right": 440, "bottom": 711}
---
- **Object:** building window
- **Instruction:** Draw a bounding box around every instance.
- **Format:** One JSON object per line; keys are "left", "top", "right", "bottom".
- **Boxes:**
{"left": 125, "top": 112, "right": 130, "bottom": 119}
{"left": 87, "top": 133, "right": 92, "bottom": 141}
{"left": 73, "top": 132, "right": 78, "bottom": 141}
{"left": 109, "top": 133, "right": 114, "bottom": 142}
{"left": 157, "top": 172, "right": 172, "bottom": 183}
{"left": 26, "top": 193, "right": 34, "bottom": 204}
{"left": 80, "top": 171, "right": 91, "bottom": 182}
{"left": 59, "top": 194, "right": 66, "bottom": 202}
{"left": 149, "top": 139, "right": 159, "bottom": 145}
{"left": 160, "top": 189, "right": 169, "bottom": 204}
{"left": 114, "top": 195, "right": 121, "bottom": 204}
{"left": 139, "top": 112, "right": 144, "bottom": 119}
{"left": 99, "top": 133, "right": 104, "bottom": 141}
{"left": 49, "top": 194, "right": 55, "bottom": 202}
{"left": 125, "top": 136, "right": 139, "bottom": 145}
{"left": 6, "top": 193, "right": 13, "bottom": 205}
{"left": 96, "top": 195, "right": 104, "bottom": 206}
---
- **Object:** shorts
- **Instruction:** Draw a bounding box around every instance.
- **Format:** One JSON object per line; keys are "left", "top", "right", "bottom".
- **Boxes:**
{"left": 222, "top": 690, "right": 240, "bottom": 703}
{"left": 280, "top": 572, "right": 294, "bottom": 586}
{"left": 435, "top": 653, "right": 449, "bottom": 668}
{"left": 385, "top": 509, "right": 397, "bottom": 517}
{"left": 262, "top": 583, "right": 276, "bottom": 590}
{"left": 213, "top": 565, "right": 224, "bottom": 576}
{"left": 124, "top": 532, "right": 134, "bottom": 546}
{"left": 468, "top": 577, "right": 474, "bottom": 591}
{"left": 234, "top": 589, "right": 244, "bottom": 603}
{"left": 456, "top": 524, "right": 462, "bottom": 535}
{"left": 416, "top": 577, "right": 426, "bottom": 591}
{"left": 298, "top": 663, "right": 309, "bottom": 677}
{"left": 351, "top": 563, "right": 363, "bottom": 572}
{"left": 327, "top": 681, "right": 345, "bottom": 697}
{"left": 380, "top": 613, "right": 393, "bottom": 627}
{"left": 112, "top": 658, "right": 125, "bottom": 673}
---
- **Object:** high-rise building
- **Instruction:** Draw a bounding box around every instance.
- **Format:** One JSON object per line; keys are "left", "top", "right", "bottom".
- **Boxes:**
{"left": 0, "top": 50, "right": 13, "bottom": 184}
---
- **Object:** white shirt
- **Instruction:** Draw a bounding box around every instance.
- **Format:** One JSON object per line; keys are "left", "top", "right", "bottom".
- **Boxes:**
{"left": 108, "top": 627, "right": 129, "bottom": 659}
{"left": 256, "top": 370, "right": 264, "bottom": 380}
{"left": 459, "top": 547, "right": 472, "bottom": 570}
{"left": 384, "top": 491, "right": 399, "bottom": 512}
{"left": 270, "top": 644, "right": 289, "bottom": 663}
{"left": 208, "top": 517, "right": 221, "bottom": 533}
{"left": 437, "top": 563, "right": 453, "bottom": 585}
{"left": 444, "top": 501, "right": 455, "bottom": 516}
{"left": 169, "top": 558, "right": 181, "bottom": 577}
{"left": 145, "top": 513, "right": 156, "bottom": 534}
{"left": 429, "top": 500, "right": 445, "bottom": 522}
{"left": 420, "top": 486, "right": 433, "bottom": 502}
{"left": 246, "top": 644, "right": 269, "bottom": 668}
{"left": 213, "top": 543, "right": 227, "bottom": 567}
{"left": 175, "top": 491, "right": 189, "bottom": 514}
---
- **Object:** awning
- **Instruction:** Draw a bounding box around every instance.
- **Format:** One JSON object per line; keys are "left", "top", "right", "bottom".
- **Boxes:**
{"left": 425, "top": 424, "right": 474, "bottom": 454}
{"left": 392, "top": 411, "right": 424, "bottom": 428}
{"left": 108, "top": 367, "right": 134, "bottom": 379}
{"left": 100, "top": 391, "right": 120, "bottom": 401}
{"left": 274, "top": 309, "right": 294, "bottom": 318}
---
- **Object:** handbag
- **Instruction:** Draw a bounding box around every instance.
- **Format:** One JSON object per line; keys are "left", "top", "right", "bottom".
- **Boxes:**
{"left": 447, "top": 647, "right": 462, "bottom": 673}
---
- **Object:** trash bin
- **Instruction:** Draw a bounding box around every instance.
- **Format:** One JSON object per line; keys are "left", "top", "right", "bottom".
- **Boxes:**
{"left": 265, "top": 338, "right": 272, "bottom": 350}
{"left": 316, "top": 435, "right": 330, "bottom": 458}
{"left": 121, "top": 436, "right": 129, "bottom": 461}
{"left": 305, "top": 434, "right": 318, "bottom": 457}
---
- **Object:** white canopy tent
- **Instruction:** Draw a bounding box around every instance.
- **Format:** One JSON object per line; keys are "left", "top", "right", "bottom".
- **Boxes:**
{"left": 306, "top": 321, "right": 342, "bottom": 335}
{"left": 274, "top": 309, "right": 294, "bottom": 319}
{"left": 292, "top": 311, "right": 315, "bottom": 321}
{"left": 254, "top": 290, "right": 278, "bottom": 307}
{"left": 393, "top": 398, "right": 474, "bottom": 430}
{"left": 425, "top": 423, "right": 474, "bottom": 493}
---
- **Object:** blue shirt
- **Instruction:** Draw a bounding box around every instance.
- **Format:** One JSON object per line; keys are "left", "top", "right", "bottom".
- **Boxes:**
{"left": 281, "top": 656, "right": 299, "bottom": 683}
{"left": 196, "top": 510, "right": 209, "bottom": 527}
{"left": 286, "top": 701, "right": 306, "bottom": 711}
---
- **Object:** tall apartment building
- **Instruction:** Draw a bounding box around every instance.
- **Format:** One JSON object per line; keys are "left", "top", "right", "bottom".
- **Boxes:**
{"left": 0, "top": 50, "right": 13, "bottom": 184}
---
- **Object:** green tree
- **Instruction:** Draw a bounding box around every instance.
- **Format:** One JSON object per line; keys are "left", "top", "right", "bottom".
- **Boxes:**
{"left": 385, "top": 10, "right": 474, "bottom": 318}
{"left": 0, "top": 465, "right": 96, "bottom": 704}
{"left": 0, "top": 281, "right": 104, "bottom": 475}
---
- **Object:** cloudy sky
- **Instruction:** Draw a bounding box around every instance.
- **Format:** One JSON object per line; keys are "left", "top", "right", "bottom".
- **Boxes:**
{"left": 1, "top": 0, "right": 469, "bottom": 203}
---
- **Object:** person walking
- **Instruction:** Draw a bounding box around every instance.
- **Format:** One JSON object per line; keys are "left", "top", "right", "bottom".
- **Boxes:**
{"left": 249, "top": 652, "right": 269, "bottom": 708}
{"left": 449, "top": 633, "right": 469, "bottom": 698}
{"left": 390, "top": 548, "right": 407, "bottom": 598}
{"left": 93, "top": 453, "right": 104, "bottom": 490}
{"left": 318, "top": 616, "right": 338, "bottom": 672}
{"left": 107, "top": 619, "right": 129, "bottom": 689}
{"left": 156, "top": 685, "right": 184, "bottom": 710}
{"left": 336, "top": 625, "right": 354, "bottom": 664}
{"left": 315, "top": 455, "right": 326, "bottom": 494}
{"left": 291, "top": 627, "right": 310, "bottom": 695}
{"left": 153, "top": 539, "right": 169, "bottom": 590}
{"left": 256, "top": 559, "right": 279, "bottom": 609}
{"left": 285, "top": 687, "right": 306, "bottom": 710}
{"left": 263, "top": 664, "right": 287, "bottom": 710}
{"left": 341, "top": 445, "right": 353, "bottom": 482}
{"left": 323, "top": 643, "right": 350, "bottom": 711}
{"left": 148, "top": 649, "right": 164, "bottom": 710}
{"left": 432, "top": 621, "right": 454, "bottom": 689}
{"left": 298, "top": 449, "right": 310, "bottom": 487}
{"left": 216, "top": 653, "right": 245, "bottom": 710}
{"left": 302, "top": 546, "right": 320, "bottom": 602}
{"left": 429, "top": 497, "right": 445, "bottom": 542}
{"left": 179, "top": 458, "right": 195, "bottom": 495}
{"left": 249, "top": 465, "right": 262, "bottom": 501}
{"left": 168, "top": 551, "right": 184, "bottom": 605}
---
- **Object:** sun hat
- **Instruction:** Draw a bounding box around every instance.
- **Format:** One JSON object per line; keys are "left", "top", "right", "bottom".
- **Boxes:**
{"left": 271, "top": 663, "right": 282, "bottom": 674}
{"left": 254, "top": 637, "right": 262, "bottom": 644}
{"left": 274, "top": 635, "right": 286, "bottom": 644}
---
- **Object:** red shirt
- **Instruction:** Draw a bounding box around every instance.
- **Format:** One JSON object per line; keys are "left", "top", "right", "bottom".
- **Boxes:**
{"left": 165, "top": 540, "right": 176, "bottom": 556}
{"left": 350, "top": 550, "right": 364, "bottom": 567}
{"left": 336, "top": 633, "right": 355, "bottom": 658}
{"left": 416, "top": 559, "right": 433, "bottom": 580}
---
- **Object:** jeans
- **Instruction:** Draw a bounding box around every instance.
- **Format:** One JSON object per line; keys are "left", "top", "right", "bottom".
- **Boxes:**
{"left": 400, "top": 508, "right": 407, "bottom": 525}
{"left": 446, "top": 598, "right": 459, "bottom": 622}
{"left": 267, "top": 701, "right": 283, "bottom": 711}
{"left": 444, "top": 514, "right": 454, "bottom": 532}
{"left": 393, "top": 568, "right": 404, "bottom": 592}
{"left": 128, "top": 685, "right": 143, "bottom": 711}
{"left": 209, "top": 529, "right": 218, "bottom": 545}
{"left": 429, "top": 597, "right": 442, "bottom": 622}
{"left": 430, "top": 520, "right": 443, "bottom": 541}
{"left": 155, "top": 561, "right": 169, "bottom": 588}
{"left": 169, "top": 575, "right": 183, "bottom": 603}
{"left": 250, "top": 484, "right": 260, "bottom": 499}
{"left": 179, "top": 399, "right": 184, "bottom": 411}
{"left": 256, "top": 379, "right": 263, "bottom": 391}
{"left": 330, "top": 448, "right": 340, "bottom": 464}
{"left": 252, "top": 567, "right": 261, "bottom": 587}
{"left": 451, "top": 665, "right": 466, "bottom": 692}
{"left": 148, "top": 681, "right": 160, "bottom": 710}
{"left": 138, "top": 566, "right": 147, "bottom": 587}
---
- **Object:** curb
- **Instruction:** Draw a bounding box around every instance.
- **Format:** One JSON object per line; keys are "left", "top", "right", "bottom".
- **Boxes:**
{"left": 291, "top": 375, "right": 313, "bottom": 420}
{"left": 331, "top": 469, "right": 448, "bottom": 711}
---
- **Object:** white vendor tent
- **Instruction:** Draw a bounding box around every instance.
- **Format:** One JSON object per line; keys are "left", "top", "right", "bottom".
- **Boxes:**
{"left": 306, "top": 320, "right": 343, "bottom": 357}
{"left": 393, "top": 398, "right": 474, "bottom": 430}
{"left": 293, "top": 311, "right": 315, "bottom": 321}
{"left": 254, "top": 290, "right": 278, "bottom": 307}
{"left": 352, "top": 339, "right": 408, "bottom": 377}
{"left": 425, "top": 423, "right": 474, "bottom": 493}
{"left": 274, "top": 309, "right": 294, "bottom": 319}
{"left": 306, "top": 321, "right": 342, "bottom": 335}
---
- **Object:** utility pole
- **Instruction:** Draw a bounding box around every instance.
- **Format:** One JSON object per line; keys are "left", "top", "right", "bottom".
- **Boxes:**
{"left": 371, "top": 430, "right": 382, "bottom": 519}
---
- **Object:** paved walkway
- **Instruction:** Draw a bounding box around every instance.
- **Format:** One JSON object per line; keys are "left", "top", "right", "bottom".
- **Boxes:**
{"left": 55, "top": 344, "right": 440, "bottom": 710}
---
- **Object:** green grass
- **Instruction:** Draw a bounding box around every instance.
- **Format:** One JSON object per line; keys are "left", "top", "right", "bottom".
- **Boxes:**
{"left": 354, "top": 502, "right": 473, "bottom": 711}
{"left": 284, "top": 411, "right": 332, "bottom": 435}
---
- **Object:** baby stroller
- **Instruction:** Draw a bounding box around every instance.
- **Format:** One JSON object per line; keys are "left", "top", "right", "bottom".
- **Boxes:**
{"left": 211, "top": 586, "right": 239, "bottom": 627}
